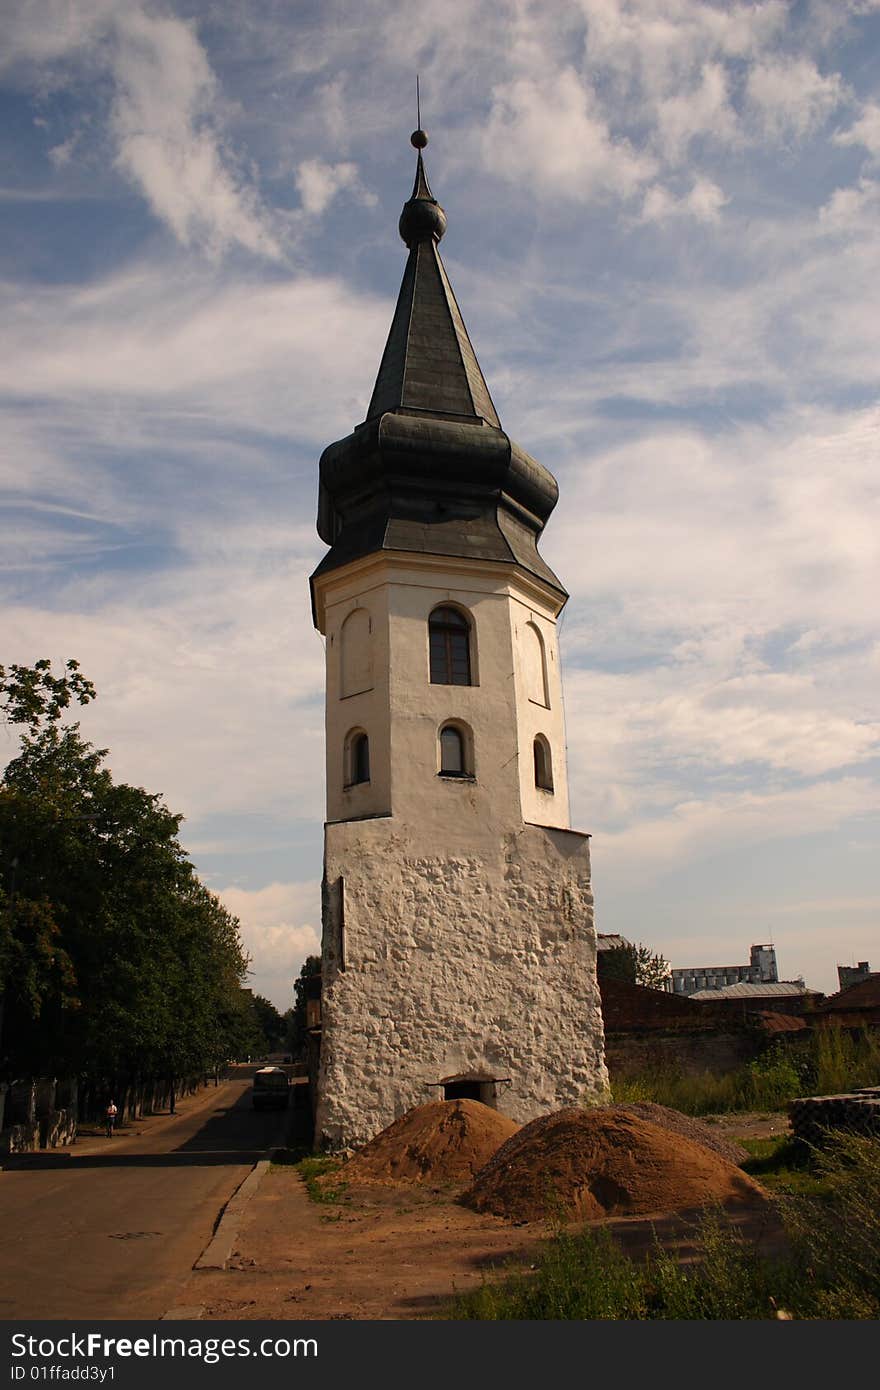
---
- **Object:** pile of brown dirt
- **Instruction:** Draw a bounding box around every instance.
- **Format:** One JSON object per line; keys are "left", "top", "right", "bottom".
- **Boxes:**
{"left": 338, "top": 1100, "right": 520, "bottom": 1186}
{"left": 611, "top": 1102, "right": 748, "bottom": 1165}
{"left": 461, "top": 1107, "right": 768, "bottom": 1223}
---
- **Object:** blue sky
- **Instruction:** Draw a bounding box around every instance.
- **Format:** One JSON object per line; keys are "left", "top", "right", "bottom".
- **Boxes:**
{"left": 2, "top": 0, "right": 878, "bottom": 1007}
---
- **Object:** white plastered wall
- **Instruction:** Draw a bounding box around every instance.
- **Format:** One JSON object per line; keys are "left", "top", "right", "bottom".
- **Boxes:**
{"left": 319, "top": 553, "right": 571, "bottom": 834}
{"left": 313, "top": 550, "right": 607, "bottom": 1151}
{"left": 316, "top": 816, "right": 607, "bottom": 1151}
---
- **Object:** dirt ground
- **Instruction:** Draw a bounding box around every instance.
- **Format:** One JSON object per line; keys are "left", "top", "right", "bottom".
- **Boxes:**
{"left": 178, "top": 1111, "right": 791, "bottom": 1321}
{"left": 696, "top": 1110, "right": 792, "bottom": 1143}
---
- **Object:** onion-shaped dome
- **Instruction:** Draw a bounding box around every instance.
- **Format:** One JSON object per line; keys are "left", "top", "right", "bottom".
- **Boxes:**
{"left": 311, "top": 131, "right": 566, "bottom": 615}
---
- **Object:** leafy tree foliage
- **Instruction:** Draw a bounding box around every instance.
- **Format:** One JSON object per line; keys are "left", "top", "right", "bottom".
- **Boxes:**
{"left": 599, "top": 941, "right": 671, "bottom": 991}
{"left": 239, "top": 991, "right": 287, "bottom": 1057}
{"left": 1, "top": 658, "right": 95, "bottom": 733}
{"left": 0, "top": 659, "right": 251, "bottom": 1097}
{"left": 289, "top": 955, "right": 321, "bottom": 1057}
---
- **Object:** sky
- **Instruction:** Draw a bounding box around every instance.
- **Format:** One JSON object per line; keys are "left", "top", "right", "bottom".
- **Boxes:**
{"left": 1, "top": 0, "right": 878, "bottom": 1009}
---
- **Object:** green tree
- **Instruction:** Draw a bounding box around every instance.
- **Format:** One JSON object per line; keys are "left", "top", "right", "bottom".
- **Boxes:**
{"left": 1, "top": 658, "right": 95, "bottom": 733}
{"left": 243, "top": 991, "right": 286, "bottom": 1056}
{"left": 289, "top": 955, "right": 321, "bottom": 1057}
{"left": 1, "top": 659, "right": 251, "bottom": 1105}
{"left": 600, "top": 941, "right": 671, "bottom": 991}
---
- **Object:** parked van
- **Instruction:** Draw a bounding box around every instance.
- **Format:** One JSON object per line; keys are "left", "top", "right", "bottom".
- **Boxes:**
{"left": 252, "top": 1065, "right": 290, "bottom": 1111}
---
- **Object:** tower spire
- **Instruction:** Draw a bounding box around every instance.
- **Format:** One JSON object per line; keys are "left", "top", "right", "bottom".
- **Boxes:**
{"left": 368, "top": 127, "right": 497, "bottom": 425}
{"left": 314, "top": 126, "right": 565, "bottom": 604}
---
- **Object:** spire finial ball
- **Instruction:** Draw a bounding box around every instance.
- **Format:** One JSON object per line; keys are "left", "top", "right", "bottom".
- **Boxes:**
{"left": 411, "top": 129, "right": 428, "bottom": 149}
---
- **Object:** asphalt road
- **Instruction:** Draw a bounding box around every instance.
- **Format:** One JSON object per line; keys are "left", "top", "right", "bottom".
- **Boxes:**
{"left": 0, "top": 1075, "right": 295, "bottom": 1319}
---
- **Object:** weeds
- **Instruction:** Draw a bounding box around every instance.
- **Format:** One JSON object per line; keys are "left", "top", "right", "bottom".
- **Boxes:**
{"left": 297, "top": 1155, "right": 349, "bottom": 1205}
{"left": 450, "top": 1132, "right": 880, "bottom": 1320}
{"left": 813, "top": 1028, "right": 880, "bottom": 1095}
{"left": 453, "top": 1226, "right": 649, "bottom": 1320}
{"left": 611, "top": 1029, "right": 880, "bottom": 1116}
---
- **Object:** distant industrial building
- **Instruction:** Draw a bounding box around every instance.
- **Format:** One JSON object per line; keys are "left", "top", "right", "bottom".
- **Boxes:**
{"left": 671, "top": 944, "right": 778, "bottom": 997}
{"left": 837, "top": 961, "right": 872, "bottom": 991}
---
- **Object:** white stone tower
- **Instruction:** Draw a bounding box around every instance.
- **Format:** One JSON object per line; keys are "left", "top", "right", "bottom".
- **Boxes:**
{"left": 310, "top": 131, "right": 607, "bottom": 1151}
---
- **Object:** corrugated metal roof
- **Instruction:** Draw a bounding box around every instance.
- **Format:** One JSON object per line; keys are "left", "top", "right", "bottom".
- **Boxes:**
{"left": 596, "top": 934, "right": 631, "bottom": 951}
{"left": 690, "top": 981, "right": 812, "bottom": 999}
{"left": 757, "top": 1011, "right": 809, "bottom": 1033}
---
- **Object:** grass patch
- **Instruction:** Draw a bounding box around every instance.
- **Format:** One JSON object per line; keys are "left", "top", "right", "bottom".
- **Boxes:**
{"left": 449, "top": 1132, "right": 880, "bottom": 1321}
{"left": 450, "top": 1217, "right": 799, "bottom": 1320}
{"left": 738, "top": 1136, "right": 828, "bottom": 1196}
{"left": 297, "top": 1155, "right": 349, "bottom": 1205}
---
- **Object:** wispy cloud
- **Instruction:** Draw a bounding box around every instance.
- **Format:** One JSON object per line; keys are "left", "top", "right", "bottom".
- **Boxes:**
{"left": 3, "top": 1, "right": 281, "bottom": 258}
{"left": 3, "top": 0, "right": 879, "bottom": 1005}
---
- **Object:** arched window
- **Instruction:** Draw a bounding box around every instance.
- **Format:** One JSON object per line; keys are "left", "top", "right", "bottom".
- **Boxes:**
{"left": 345, "top": 730, "right": 370, "bottom": 787}
{"left": 439, "top": 723, "right": 472, "bottom": 778}
{"left": 440, "top": 725, "right": 464, "bottom": 775}
{"left": 340, "top": 607, "right": 372, "bottom": 698}
{"left": 533, "top": 735, "right": 553, "bottom": 792}
{"left": 524, "top": 621, "right": 550, "bottom": 708}
{"left": 429, "top": 606, "right": 472, "bottom": 686}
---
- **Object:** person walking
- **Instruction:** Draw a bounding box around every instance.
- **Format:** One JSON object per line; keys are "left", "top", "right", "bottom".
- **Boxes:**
{"left": 105, "top": 1099, "right": 118, "bottom": 1138}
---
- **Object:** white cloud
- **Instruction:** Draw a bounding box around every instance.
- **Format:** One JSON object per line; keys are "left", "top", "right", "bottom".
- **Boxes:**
{"left": 834, "top": 100, "right": 880, "bottom": 156}
{"left": 0, "top": 0, "right": 118, "bottom": 69}
{"left": 0, "top": 258, "right": 392, "bottom": 445}
{"left": 0, "top": 548, "right": 327, "bottom": 829}
{"left": 655, "top": 61, "right": 737, "bottom": 160}
{"left": 579, "top": 0, "right": 788, "bottom": 97}
{"left": 746, "top": 57, "right": 845, "bottom": 140}
{"left": 48, "top": 128, "right": 86, "bottom": 168}
{"left": 484, "top": 67, "right": 656, "bottom": 200}
{"left": 3, "top": 0, "right": 879, "bottom": 1012}
{"left": 552, "top": 405, "right": 880, "bottom": 855}
{"left": 109, "top": 8, "right": 280, "bottom": 258}
{"left": 640, "top": 174, "right": 728, "bottom": 222}
{"left": 819, "top": 175, "right": 880, "bottom": 228}
{"left": 593, "top": 777, "right": 880, "bottom": 875}
{"left": 217, "top": 881, "right": 321, "bottom": 1011}
{"left": 294, "top": 158, "right": 375, "bottom": 216}
{"left": 2, "top": 1, "right": 280, "bottom": 259}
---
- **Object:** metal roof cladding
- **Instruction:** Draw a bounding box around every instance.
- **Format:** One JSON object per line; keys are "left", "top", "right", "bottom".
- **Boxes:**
{"left": 311, "top": 129, "right": 566, "bottom": 610}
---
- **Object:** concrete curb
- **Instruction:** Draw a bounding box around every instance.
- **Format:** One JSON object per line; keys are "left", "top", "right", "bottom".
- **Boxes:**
{"left": 193, "top": 1158, "right": 273, "bottom": 1271}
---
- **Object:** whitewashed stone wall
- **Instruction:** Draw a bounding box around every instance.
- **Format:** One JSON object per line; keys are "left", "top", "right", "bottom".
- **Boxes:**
{"left": 316, "top": 816, "right": 608, "bottom": 1151}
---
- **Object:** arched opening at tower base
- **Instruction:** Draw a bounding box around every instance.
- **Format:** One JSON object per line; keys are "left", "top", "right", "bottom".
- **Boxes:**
{"left": 440, "top": 1073, "right": 501, "bottom": 1107}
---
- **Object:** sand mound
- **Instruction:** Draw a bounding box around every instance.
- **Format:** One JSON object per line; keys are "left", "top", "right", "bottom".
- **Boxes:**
{"left": 461, "top": 1107, "right": 767, "bottom": 1223}
{"left": 339, "top": 1100, "right": 520, "bottom": 1186}
{"left": 611, "top": 1102, "right": 748, "bottom": 1166}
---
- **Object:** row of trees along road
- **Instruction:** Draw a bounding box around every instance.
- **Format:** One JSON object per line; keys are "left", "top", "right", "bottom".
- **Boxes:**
{"left": 0, "top": 658, "right": 278, "bottom": 1124}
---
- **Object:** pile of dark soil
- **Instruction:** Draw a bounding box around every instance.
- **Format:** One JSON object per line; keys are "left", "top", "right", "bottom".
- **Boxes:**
{"left": 460, "top": 1107, "right": 768, "bottom": 1223}
{"left": 338, "top": 1100, "right": 520, "bottom": 1186}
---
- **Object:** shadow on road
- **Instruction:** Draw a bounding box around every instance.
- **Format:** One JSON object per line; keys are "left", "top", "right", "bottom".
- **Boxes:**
{"left": 2, "top": 1084, "right": 313, "bottom": 1172}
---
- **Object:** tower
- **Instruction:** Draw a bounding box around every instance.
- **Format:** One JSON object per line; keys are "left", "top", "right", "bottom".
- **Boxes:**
{"left": 310, "top": 131, "right": 608, "bottom": 1151}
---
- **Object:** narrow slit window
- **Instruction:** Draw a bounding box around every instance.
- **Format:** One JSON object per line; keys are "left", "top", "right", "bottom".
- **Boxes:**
{"left": 439, "top": 725, "right": 466, "bottom": 776}
{"left": 534, "top": 736, "right": 554, "bottom": 792}
{"left": 429, "top": 606, "right": 472, "bottom": 686}
{"left": 347, "top": 731, "right": 370, "bottom": 786}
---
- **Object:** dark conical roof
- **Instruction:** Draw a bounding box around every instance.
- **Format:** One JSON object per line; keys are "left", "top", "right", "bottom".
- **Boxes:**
{"left": 367, "top": 238, "right": 500, "bottom": 425}
{"left": 311, "top": 133, "right": 565, "bottom": 613}
{"left": 368, "top": 139, "right": 498, "bottom": 425}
